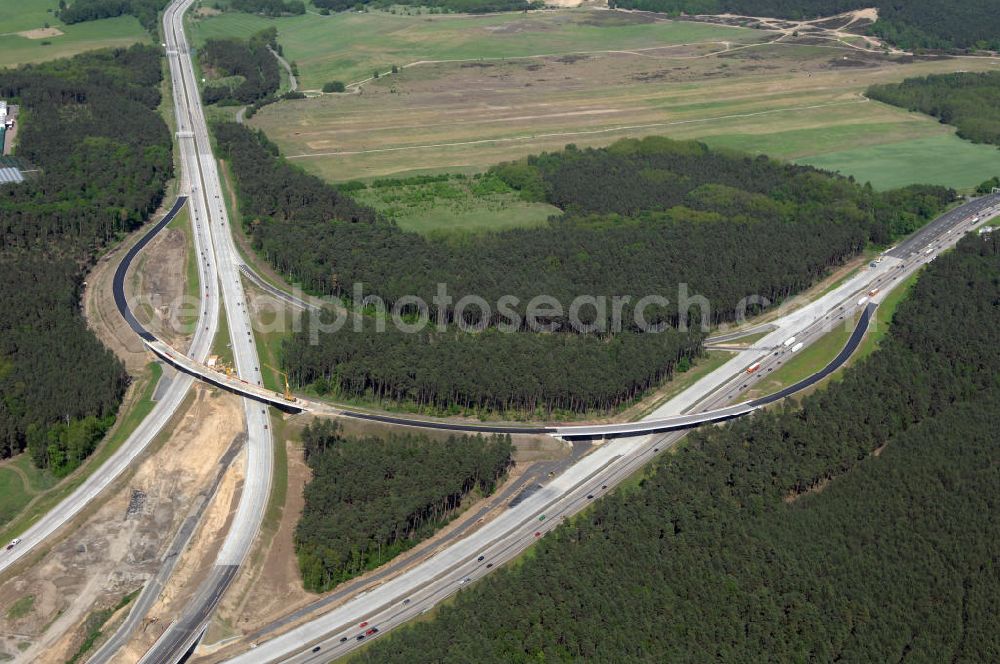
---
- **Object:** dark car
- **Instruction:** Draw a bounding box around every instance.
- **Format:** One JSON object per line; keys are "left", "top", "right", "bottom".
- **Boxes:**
{"left": 477, "top": 555, "right": 485, "bottom": 562}
{"left": 312, "top": 646, "right": 321, "bottom": 653}
{"left": 366, "top": 627, "right": 378, "bottom": 636}
{"left": 356, "top": 634, "right": 366, "bottom": 641}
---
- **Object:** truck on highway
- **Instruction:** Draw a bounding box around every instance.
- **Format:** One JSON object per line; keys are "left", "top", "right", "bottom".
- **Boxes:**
{"left": 746, "top": 362, "right": 762, "bottom": 374}
{"left": 791, "top": 342, "right": 804, "bottom": 353}
{"left": 857, "top": 296, "right": 869, "bottom": 306}
{"left": 783, "top": 336, "right": 796, "bottom": 347}
{"left": 868, "top": 287, "right": 880, "bottom": 297}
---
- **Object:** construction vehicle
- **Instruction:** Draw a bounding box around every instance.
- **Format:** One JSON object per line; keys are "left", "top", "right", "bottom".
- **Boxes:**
{"left": 264, "top": 363, "right": 297, "bottom": 402}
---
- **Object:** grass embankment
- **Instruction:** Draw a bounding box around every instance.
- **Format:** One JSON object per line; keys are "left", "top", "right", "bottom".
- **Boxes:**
{"left": 749, "top": 267, "right": 922, "bottom": 401}
{"left": 0, "top": 362, "right": 162, "bottom": 543}
{"left": 0, "top": 0, "right": 147, "bottom": 69}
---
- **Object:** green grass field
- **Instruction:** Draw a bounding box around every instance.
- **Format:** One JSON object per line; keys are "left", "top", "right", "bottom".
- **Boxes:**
{"left": 0, "top": 0, "right": 148, "bottom": 69}
{"left": 351, "top": 175, "right": 559, "bottom": 235}
{"left": 186, "top": 8, "right": 759, "bottom": 89}
{"left": 797, "top": 133, "right": 1000, "bottom": 191}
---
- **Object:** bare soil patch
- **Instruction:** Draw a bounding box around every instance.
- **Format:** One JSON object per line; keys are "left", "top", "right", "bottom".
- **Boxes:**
{"left": 0, "top": 388, "right": 242, "bottom": 663}
{"left": 17, "top": 27, "right": 64, "bottom": 40}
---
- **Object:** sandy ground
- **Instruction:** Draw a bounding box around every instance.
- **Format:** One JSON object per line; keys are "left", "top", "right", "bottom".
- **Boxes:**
{"left": 130, "top": 226, "right": 195, "bottom": 349}
{"left": 16, "top": 28, "right": 64, "bottom": 40}
{"left": 204, "top": 434, "right": 308, "bottom": 645}
{"left": 84, "top": 204, "right": 192, "bottom": 375}
{"left": 115, "top": 424, "right": 247, "bottom": 663}
{"left": 0, "top": 390, "right": 243, "bottom": 663}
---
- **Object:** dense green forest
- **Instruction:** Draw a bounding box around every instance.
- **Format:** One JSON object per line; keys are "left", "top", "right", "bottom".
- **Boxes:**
{"left": 356, "top": 230, "right": 1000, "bottom": 663}
{"left": 59, "top": 0, "right": 168, "bottom": 32}
{"left": 609, "top": 0, "right": 1000, "bottom": 52}
{"left": 0, "top": 45, "right": 172, "bottom": 475}
{"left": 230, "top": 0, "right": 306, "bottom": 15}
{"left": 311, "top": 0, "right": 540, "bottom": 14}
{"left": 296, "top": 420, "right": 514, "bottom": 592}
{"left": 215, "top": 124, "right": 951, "bottom": 414}
{"left": 200, "top": 28, "right": 281, "bottom": 106}
{"left": 868, "top": 71, "right": 1000, "bottom": 147}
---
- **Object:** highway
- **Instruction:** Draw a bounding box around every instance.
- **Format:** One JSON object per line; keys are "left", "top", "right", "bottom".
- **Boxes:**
{"left": 132, "top": 0, "right": 276, "bottom": 662}
{"left": 217, "top": 195, "right": 999, "bottom": 664}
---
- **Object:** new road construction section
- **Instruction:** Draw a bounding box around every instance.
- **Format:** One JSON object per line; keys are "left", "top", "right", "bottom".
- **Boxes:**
{"left": 134, "top": 0, "right": 276, "bottom": 661}
{"left": 139, "top": 193, "right": 1000, "bottom": 445}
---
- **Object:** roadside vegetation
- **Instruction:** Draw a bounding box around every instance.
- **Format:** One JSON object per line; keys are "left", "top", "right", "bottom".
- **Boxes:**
{"left": 295, "top": 420, "right": 513, "bottom": 592}
{"left": 0, "top": 46, "right": 173, "bottom": 475}
{"left": 356, "top": 230, "right": 1000, "bottom": 664}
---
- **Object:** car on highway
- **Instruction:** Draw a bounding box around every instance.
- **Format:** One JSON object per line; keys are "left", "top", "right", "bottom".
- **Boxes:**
{"left": 366, "top": 627, "right": 378, "bottom": 636}
{"left": 356, "top": 634, "right": 365, "bottom": 641}
{"left": 486, "top": 563, "right": 493, "bottom": 568}
{"left": 5, "top": 538, "right": 20, "bottom": 551}
{"left": 534, "top": 531, "right": 541, "bottom": 537}
{"left": 339, "top": 637, "right": 348, "bottom": 643}
{"left": 459, "top": 577, "right": 471, "bottom": 585}
{"left": 477, "top": 555, "right": 485, "bottom": 562}
{"left": 312, "top": 646, "right": 321, "bottom": 653}
{"left": 587, "top": 494, "right": 594, "bottom": 499}
{"left": 359, "top": 621, "right": 368, "bottom": 628}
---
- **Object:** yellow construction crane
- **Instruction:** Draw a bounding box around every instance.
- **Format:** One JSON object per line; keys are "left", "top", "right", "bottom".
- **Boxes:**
{"left": 264, "top": 363, "right": 296, "bottom": 402}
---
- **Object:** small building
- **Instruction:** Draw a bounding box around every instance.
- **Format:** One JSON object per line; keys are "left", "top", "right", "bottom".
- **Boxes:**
{"left": 0, "top": 101, "right": 7, "bottom": 124}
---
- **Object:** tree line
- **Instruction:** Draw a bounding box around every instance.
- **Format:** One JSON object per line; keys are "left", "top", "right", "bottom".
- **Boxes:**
{"left": 609, "top": 0, "right": 1000, "bottom": 52}
{"left": 311, "top": 0, "right": 540, "bottom": 13}
{"left": 215, "top": 124, "right": 952, "bottom": 414}
{"left": 354, "top": 230, "right": 1000, "bottom": 663}
{"left": 230, "top": 0, "right": 306, "bottom": 16}
{"left": 295, "top": 420, "right": 514, "bottom": 593}
{"left": 200, "top": 28, "right": 282, "bottom": 106}
{"left": 868, "top": 71, "right": 1000, "bottom": 147}
{"left": 59, "top": 0, "right": 168, "bottom": 32}
{"left": 0, "top": 45, "right": 172, "bottom": 476}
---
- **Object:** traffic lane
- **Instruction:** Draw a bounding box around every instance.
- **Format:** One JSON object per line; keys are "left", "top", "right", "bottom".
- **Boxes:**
{"left": 240, "top": 441, "right": 587, "bottom": 644}
{"left": 887, "top": 194, "right": 1000, "bottom": 258}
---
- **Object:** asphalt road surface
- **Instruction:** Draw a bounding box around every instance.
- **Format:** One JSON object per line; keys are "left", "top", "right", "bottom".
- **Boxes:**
{"left": 134, "top": 0, "right": 275, "bottom": 661}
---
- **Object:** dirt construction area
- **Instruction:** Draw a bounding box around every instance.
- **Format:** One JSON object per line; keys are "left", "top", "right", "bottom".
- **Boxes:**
{"left": 252, "top": 35, "right": 1000, "bottom": 182}
{"left": 0, "top": 389, "right": 244, "bottom": 663}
